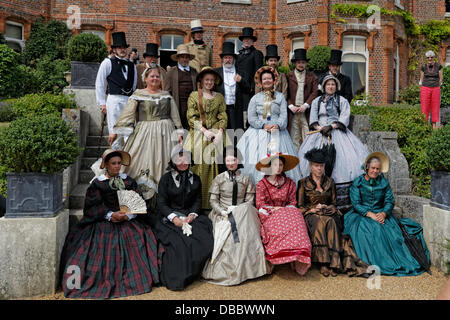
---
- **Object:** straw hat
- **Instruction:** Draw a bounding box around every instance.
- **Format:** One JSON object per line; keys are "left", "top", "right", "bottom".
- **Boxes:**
{"left": 171, "top": 44, "right": 195, "bottom": 62}
{"left": 254, "top": 66, "right": 279, "bottom": 89}
{"left": 256, "top": 152, "right": 299, "bottom": 174}
{"left": 364, "top": 152, "right": 390, "bottom": 173}
{"left": 196, "top": 66, "right": 223, "bottom": 86}
{"left": 190, "top": 19, "right": 204, "bottom": 34}
{"left": 321, "top": 74, "right": 341, "bottom": 92}
{"left": 100, "top": 149, "right": 131, "bottom": 169}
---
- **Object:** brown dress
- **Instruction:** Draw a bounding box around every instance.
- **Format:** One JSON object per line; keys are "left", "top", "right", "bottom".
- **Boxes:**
{"left": 297, "top": 175, "right": 369, "bottom": 276}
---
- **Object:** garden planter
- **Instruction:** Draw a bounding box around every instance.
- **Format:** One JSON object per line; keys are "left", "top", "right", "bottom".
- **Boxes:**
{"left": 430, "top": 170, "right": 450, "bottom": 211}
{"left": 5, "top": 172, "right": 63, "bottom": 218}
{"left": 70, "top": 61, "right": 100, "bottom": 89}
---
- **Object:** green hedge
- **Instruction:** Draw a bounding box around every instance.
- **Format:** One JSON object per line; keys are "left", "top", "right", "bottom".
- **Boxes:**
{"left": 351, "top": 103, "right": 433, "bottom": 198}
{"left": 441, "top": 67, "right": 450, "bottom": 107}
{"left": 0, "top": 44, "right": 23, "bottom": 98}
{"left": 67, "top": 33, "right": 108, "bottom": 63}
{"left": 0, "top": 114, "right": 82, "bottom": 173}
{"left": 425, "top": 124, "right": 450, "bottom": 171}
{"left": 307, "top": 46, "right": 331, "bottom": 74}
{"left": 9, "top": 92, "right": 77, "bottom": 119}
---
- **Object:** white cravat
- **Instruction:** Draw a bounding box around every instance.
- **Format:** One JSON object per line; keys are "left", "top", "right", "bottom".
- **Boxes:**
{"left": 223, "top": 65, "right": 236, "bottom": 105}
{"left": 178, "top": 63, "right": 190, "bottom": 72}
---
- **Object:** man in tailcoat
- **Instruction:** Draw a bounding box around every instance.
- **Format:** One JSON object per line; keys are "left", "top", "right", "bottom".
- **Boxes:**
{"left": 186, "top": 20, "right": 213, "bottom": 73}
{"left": 136, "top": 43, "right": 167, "bottom": 89}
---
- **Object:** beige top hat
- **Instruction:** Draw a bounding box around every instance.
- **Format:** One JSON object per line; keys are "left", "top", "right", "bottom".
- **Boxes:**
{"left": 171, "top": 44, "right": 196, "bottom": 62}
{"left": 190, "top": 19, "right": 204, "bottom": 33}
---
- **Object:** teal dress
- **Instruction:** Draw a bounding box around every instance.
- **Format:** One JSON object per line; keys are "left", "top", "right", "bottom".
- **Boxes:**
{"left": 344, "top": 174, "right": 429, "bottom": 276}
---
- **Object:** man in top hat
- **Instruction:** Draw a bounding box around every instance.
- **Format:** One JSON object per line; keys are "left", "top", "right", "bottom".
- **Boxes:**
{"left": 236, "top": 27, "right": 264, "bottom": 129}
{"left": 164, "top": 44, "right": 198, "bottom": 129}
{"left": 136, "top": 43, "right": 167, "bottom": 89}
{"left": 318, "top": 49, "right": 353, "bottom": 103}
{"left": 96, "top": 31, "right": 137, "bottom": 147}
{"left": 186, "top": 19, "right": 213, "bottom": 73}
{"left": 255, "top": 44, "right": 288, "bottom": 99}
{"left": 214, "top": 41, "right": 250, "bottom": 130}
{"left": 286, "top": 48, "right": 318, "bottom": 151}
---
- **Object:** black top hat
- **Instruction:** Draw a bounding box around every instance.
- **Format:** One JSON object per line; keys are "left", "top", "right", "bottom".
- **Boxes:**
{"left": 328, "top": 49, "right": 343, "bottom": 65}
{"left": 265, "top": 44, "right": 280, "bottom": 61}
{"left": 143, "top": 43, "right": 159, "bottom": 58}
{"left": 220, "top": 42, "right": 237, "bottom": 58}
{"left": 111, "top": 32, "right": 129, "bottom": 48}
{"left": 291, "top": 48, "right": 309, "bottom": 62}
{"left": 239, "top": 27, "right": 257, "bottom": 41}
{"left": 304, "top": 147, "right": 329, "bottom": 164}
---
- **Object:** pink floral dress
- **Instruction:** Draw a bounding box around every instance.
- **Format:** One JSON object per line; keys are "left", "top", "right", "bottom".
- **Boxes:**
{"left": 256, "top": 175, "right": 312, "bottom": 274}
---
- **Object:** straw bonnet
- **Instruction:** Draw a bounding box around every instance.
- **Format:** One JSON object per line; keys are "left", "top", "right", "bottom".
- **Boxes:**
{"left": 171, "top": 44, "right": 195, "bottom": 62}
{"left": 254, "top": 66, "right": 279, "bottom": 88}
{"left": 256, "top": 152, "right": 299, "bottom": 174}
{"left": 196, "top": 66, "right": 223, "bottom": 86}
{"left": 364, "top": 152, "right": 390, "bottom": 173}
{"left": 100, "top": 149, "right": 131, "bottom": 169}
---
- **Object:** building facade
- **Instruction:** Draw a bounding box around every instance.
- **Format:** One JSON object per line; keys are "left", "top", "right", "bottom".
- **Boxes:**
{"left": 0, "top": 0, "right": 449, "bottom": 104}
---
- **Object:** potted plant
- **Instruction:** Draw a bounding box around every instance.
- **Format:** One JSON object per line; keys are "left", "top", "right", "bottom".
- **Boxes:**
{"left": 66, "top": 33, "right": 108, "bottom": 88}
{"left": 306, "top": 45, "right": 331, "bottom": 78}
{"left": 425, "top": 124, "right": 450, "bottom": 210}
{"left": 0, "top": 114, "right": 82, "bottom": 217}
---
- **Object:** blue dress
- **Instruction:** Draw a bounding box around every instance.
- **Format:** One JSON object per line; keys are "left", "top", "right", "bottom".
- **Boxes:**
{"left": 237, "top": 91, "right": 302, "bottom": 186}
{"left": 344, "top": 174, "right": 429, "bottom": 276}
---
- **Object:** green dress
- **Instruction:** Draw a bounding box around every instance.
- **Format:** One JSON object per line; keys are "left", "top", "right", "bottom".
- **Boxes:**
{"left": 183, "top": 91, "right": 228, "bottom": 210}
{"left": 344, "top": 174, "right": 429, "bottom": 276}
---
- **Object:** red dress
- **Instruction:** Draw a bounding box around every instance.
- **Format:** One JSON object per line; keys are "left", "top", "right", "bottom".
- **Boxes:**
{"left": 256, "top": 175, "right": 312, "bottom": 274}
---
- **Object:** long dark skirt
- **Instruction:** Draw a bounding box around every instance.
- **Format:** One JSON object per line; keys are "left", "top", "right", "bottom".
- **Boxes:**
{"left": 152, "top": 215, "right": 214, "bottom": 290}
{"left": 60, "top": 219, "right": 162, "bottom": 299}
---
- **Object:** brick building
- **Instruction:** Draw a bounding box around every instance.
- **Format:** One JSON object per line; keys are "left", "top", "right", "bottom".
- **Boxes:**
{"left": 0, "top": 0, "right": 449, "bottom": 104}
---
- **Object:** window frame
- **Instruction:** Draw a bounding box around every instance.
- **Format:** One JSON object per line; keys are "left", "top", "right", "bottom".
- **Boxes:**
{"left": 341, "top": 35, "right": 369, "bottom": 96}
{"left": 160, "top": 34, "right": 185, "bottom": 51}
{"left": 289, "top": 37, "right": 305, "bottom": 59}
{"left": 5, "top": 20, "right": 25, "bottom": 51}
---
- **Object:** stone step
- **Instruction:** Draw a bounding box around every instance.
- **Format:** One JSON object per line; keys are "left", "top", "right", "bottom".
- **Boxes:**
{"left": 69, "top": 209, "right": 84, "bottom": 230}
{"left": 79, "top": 169, "right": 95, "bottom": 184}
{"left": 69, "top": 184, "right": 89, "bottom": 209}
{"left": 86, "top": 135, "right": 109, "bottom": 147}
{"left": 81, "top": 157, "right": 99, "bottom": 170}
{"left": 83, "top": 146, "right": 108, "bottom": 158}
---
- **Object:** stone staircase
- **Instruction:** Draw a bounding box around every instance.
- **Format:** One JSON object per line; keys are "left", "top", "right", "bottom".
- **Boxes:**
{"left": 68, "top": 135, "right": 109, "bottom": 227}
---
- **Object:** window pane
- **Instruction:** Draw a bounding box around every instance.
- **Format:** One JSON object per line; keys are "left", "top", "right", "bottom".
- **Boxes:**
{"left": 81, "top": 30, "right": 105, "bottom": 41}
{"left": 6, "top": 41, "right": 22, "bottom": 52}
{"left": 161, "top": 35, "right": 172, "bottom": 49}
{"left": 5, "top": 23, "right": 22, "bottom": 40}
{"left": 342, "top": 53, "right": 366, "bottom": 63}
{"left": 354, "top": 38, "right": 366, "bottom": 53}
{"left": 291, "top": 38, "right": 304, "bottom": 51}
{"left": 342, "top": 37, "right": 353, "bottom": 52}
{"left": 341, "top": 60, "right": 366, "bottom": 96}
{"left": 225, "top": 37, "right": 242, "bottom": 54}
{"left": 173, "top": 35, "right": 184, "bottom": 49}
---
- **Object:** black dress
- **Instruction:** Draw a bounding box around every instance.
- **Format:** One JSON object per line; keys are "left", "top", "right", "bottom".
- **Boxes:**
{"left": 153, "top": 170, "right": 214, "bottom": 290}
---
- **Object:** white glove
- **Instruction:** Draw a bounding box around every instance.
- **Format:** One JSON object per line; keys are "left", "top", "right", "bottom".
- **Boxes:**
{"left": 220, "top": 210, "right": 228, "bottom": 217}
{"left": 227, "top": 206, "right": 237, "bottom": 213}
{"left": 182, "top": 222, "right": 192, "bottom": 236}
{"left": 202, "top": 129, "right": 215, "bottom": 141}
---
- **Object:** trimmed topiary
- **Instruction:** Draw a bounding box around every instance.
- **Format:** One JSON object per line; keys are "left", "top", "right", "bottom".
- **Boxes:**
{"left": 67, "top": 33, "right": 108, "bottom": 63}
{"left": 425, "top": 124, "right": 450, "bottom": 172}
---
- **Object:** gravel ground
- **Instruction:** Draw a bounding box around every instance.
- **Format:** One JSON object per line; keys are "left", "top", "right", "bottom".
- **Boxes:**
{"left": 27, "top": 264, "right": 449, "bottom": 300}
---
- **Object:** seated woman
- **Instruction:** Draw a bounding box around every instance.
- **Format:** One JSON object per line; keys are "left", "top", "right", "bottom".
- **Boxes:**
{"left": 60, "top": 149, "right": 161, "bottom": 299}
{"left": 152, "top": 148, "right": 214, "bottom": 290}
{"left": 297, "top": 74, "right": 369, "bottom": 211}
{"left": 297, "top": 148, "right": 370, "bottom": 277}
{"left": 255, "top": 152, "right": 311, "bottom": 275}
{"left": 202, "top": 147, "right": 270, "bottom": 286}
{"left": 344, "top": 152, "right": 430, "bottom": 276}
{"left": 237, "top": 66, "right": 302, "bottom": 186}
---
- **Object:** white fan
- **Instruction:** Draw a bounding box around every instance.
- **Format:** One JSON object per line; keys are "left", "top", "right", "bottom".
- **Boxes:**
{"left": 117, "top": 190, "right": 147, "bottom": 214}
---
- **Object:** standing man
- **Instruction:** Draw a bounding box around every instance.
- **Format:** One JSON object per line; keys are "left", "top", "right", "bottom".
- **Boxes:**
{"left": 215, "top": 41, "right": 250, "bottom": 130}
{"left": 286, "top": 48, "right": 318, "bottom": 151}
{"left": 96, "top": 31, "right": 137, "bottom": 147}
{"left": 256, "top": 44, "right": 288, "bottom": 99}
{"left": 318, "top": 49, "right": 353, "bottom": 103}
{"left": 136, "top": 43, "right": 167, "bottom": 89}
{"left": 236, "top": 27, "right": 263, "bottom": 129}
{"left": 164, "top": 44, "right": 198, "bottom": 129}
{"left": 186, "top": 19, "right": 213, "bottom": 73}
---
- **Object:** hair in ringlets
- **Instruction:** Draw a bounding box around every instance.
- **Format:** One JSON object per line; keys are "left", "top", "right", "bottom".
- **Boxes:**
{"left": 259, "top": 69, "right": 275, "bottom": 82}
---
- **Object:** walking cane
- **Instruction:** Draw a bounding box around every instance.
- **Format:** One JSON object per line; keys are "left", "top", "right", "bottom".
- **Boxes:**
{"left": 98, "top": 113, "right": 106, "bottom": 158}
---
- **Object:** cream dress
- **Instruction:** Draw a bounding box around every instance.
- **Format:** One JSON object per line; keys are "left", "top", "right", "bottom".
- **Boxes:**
{"left": 114, "top": 89, "right": 183, "bottom": 200}
{"left": 202, "top": 170, "right": 271, "bottom": 286}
